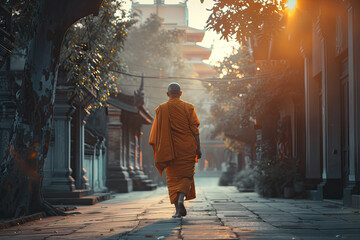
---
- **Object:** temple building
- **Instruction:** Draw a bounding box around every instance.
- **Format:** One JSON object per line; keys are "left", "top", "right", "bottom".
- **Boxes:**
{"left": 1, "top": 61, "right": 155, "bottom": 205}
{"left": 131, "top": 1, "right": 227, "bottom": 181}
{"left": 106, "top": 79, "right": 156, "bottom": 192}
{"left": 131, "top": 0, "right": 215, "bottom": 78}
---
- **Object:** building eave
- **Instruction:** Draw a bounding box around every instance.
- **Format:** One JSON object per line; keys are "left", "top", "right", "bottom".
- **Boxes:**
{"left": 107, "top": 98, "right": 138, "bottom": 113}
{"left": 162, "top": 25, "right": 205, "bottom": 34}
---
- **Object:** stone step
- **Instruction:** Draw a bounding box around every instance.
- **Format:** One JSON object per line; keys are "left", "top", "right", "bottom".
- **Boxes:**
{"left": 145, "top": 183, "right": 157, "bottom": 190}
{"left": 43, "top": 189, "right": 93, "bottom": 198}
{"left": 307, "top": 189, "right": 322, "bottom": 200}
{"left": 45, "top": 192, "right": 111, "bottom": 205}
{"left": 141, "top": 179, "right": 153, "bottom": 184}
{"left": 352, "top": 195, "right": 360, "bottom": 209}
{"left": 134, "top": 182, "right": 157, "bottom": 191}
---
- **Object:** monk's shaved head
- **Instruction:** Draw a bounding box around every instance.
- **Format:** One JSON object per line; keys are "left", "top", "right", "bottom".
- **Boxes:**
{"left": 167, "top": 82, "right": 182, "bottom": 98}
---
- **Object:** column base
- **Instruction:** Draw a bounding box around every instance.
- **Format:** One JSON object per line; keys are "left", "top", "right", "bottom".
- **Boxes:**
{"left": 128, "top": 168, "right": 136, "bottom": 179}
{"left": 107, "top": 166, "right": 133, "bottom": 193}
{"left": 344, "top": 182, "right": 359, "bottom": 207}
{"left": 42, "top": 177, "right": 75, "bottom": 193}
{"left": 132, "top": 170, "right": 157, "bottom": 191}
{"left": 43, "top": 169, "right": 75, "bottom": 193}
{"left": 313, "top": 179, "right": 343, "bottom": 200}
{"left": 94, "top": 186, "right": 109, "bottom": 193}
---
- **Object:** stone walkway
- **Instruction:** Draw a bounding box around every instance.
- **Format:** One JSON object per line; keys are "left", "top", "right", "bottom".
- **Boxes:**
{"left": 1, "top": 178, "right": 360, "bottom": 239}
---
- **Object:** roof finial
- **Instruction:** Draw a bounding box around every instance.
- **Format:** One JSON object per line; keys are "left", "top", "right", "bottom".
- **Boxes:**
{"left": 134, "top": 73, "right": 145, "bottom": 107}
{"left": 140, "top": 73, "right": 144, "bottom": 93}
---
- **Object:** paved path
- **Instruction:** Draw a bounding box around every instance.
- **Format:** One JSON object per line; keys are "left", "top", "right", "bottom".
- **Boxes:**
{"left": 1, "top": 177, "right": 360, "bottom": 239}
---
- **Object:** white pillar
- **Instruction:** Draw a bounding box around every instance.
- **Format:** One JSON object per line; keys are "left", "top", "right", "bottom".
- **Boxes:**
{"left": 304, "top": 56, "right": 322, "bottom": 179}
{"left": 317, "top": 8, "right": 343, "bottom": 198}
{"left": 321, "top": 38, "right": 342, "bottom": 180}
{"left": 347, "top": 1, "right": 360, "bottom": 184}
{"left": 344, "top": 0, "right": 360, "bottom": 206}
{"left": 43, "top": 103, "right": 75, "bottom": 192}
{"left": 75, "top": 108, "right": 89, "bottom": 189}
{"left": 106, "top": 106, "right": 132, "bottom": 192}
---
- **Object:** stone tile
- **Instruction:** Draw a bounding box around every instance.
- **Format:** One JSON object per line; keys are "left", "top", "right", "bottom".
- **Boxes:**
{"left": 3, "top": 180, "right": 360, "bottom": 239}
{"left": 226, "top": 221, "right": 276, "bottom": 230}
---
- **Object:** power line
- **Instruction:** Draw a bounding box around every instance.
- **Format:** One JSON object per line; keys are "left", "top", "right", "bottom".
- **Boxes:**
{"left": 107, "top": 67, "right": 279, "bottom": 83}
{"left": 119, "top": 83, "right": 207, "bottom": 91}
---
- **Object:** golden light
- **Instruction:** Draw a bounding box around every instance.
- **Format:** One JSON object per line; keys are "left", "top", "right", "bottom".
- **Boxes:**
{"left": 288, "top": 0, "right": 297, "bottom": 11}
{"left": 286, "top": 0, "right": 297, "bottom": 16}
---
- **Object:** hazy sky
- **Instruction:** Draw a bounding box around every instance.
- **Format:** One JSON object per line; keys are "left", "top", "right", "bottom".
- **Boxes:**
{"left": 126, "top": 0, "right": 239, "bottom": 63}
{"left": 126, "top": 0, "right": 296, "bottom": 63}
{"left": 129, "top": 0, "right": 214, "bottom": 29}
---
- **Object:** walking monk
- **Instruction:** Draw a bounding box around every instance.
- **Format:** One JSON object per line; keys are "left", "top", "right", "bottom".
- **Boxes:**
{"left": 149, "top": 82, "right": 202, "bottom": 218}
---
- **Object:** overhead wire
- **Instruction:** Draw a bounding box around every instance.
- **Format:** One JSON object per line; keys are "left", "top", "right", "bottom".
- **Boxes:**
{"left": 106, "top": 67, "right": 281, "bottom": 83}
{"left": 119, "top": 83, "right": 207, "bottom": 91}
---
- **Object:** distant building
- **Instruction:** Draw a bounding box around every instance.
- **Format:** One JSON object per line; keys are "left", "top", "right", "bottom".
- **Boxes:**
{"left": 132, "top": 0, "right": 216, "bottom": 78}
{"left": 131, "top": 1, "right": 227, "bottom": 179}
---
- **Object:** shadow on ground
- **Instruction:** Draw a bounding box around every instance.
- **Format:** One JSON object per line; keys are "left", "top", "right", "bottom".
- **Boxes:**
{"left": 104, "top": 218, "right": 181, "bottom": 240}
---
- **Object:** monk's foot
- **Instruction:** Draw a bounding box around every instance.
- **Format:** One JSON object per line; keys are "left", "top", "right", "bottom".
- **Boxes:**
{"left": 172, "top": 212, "right": 181, "bottom": 218}
{"left": 178, "top": 202, "right": 187, "bottom": 217}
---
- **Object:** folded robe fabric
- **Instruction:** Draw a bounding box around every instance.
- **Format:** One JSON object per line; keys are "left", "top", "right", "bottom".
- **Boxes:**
{"left": 149, "top": 101, "right": 175, "bottom": 175}
{"left": 149, "top": 97, "right": 200, "bottom": 204}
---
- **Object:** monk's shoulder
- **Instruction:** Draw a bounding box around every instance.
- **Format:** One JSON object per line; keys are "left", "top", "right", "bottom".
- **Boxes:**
{"left": 155, "top": 102, "right": 168, "bottom": 113}
{"left": 182, "top": 100, "right": 195, "bottom": 111}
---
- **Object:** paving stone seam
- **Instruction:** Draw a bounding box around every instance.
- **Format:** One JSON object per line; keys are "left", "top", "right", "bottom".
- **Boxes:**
{"left": 261, "top": 203, "right": 308, "bottom": 229}
{"left": 116, "top": 211, "right": 145, "bottom": 239}
{"left": 228, "top": 194, "right": 296, "bottom": 230}
{"left": 224, "top": 193, "right": 264, "bottom": 231}
{"left": 117, "top": 197, "right": 171, "bottom": 240}
{"left": 206, "top": 194, "right": 239, "bottom": 240}
{"left": 41, "top": 223, "right": 89, "bottom": 240}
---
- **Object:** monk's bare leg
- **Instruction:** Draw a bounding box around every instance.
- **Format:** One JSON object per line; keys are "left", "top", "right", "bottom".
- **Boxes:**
{"left": 172, "top": 202, "right": 180, "bottom": 218}
{"left": 178, "top": 192, "right": 187, "bottom": 216}
{"left": 172, "top": 192, "right": 187, "bottom": 218}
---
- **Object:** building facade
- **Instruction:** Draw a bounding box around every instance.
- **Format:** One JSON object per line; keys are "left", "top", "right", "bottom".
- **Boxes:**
{"left": 254, "top": 0, "right": 360, "bottom": 206}
{"left": 106, "top": 81, "right": 156, "bottom": 192}
{"left": 292, "top": 0, "right": 360, "bottom": 207}
{"left": 1, "top": 63, "right": 155, "bottom": 204}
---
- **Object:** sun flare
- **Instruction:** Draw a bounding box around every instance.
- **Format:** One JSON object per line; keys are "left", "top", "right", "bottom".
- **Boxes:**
{"left": 286, "top": 0, "right": 297, "bottom": 17}
{"left": 287, "top": 0, "right": 297, "bottom": 11}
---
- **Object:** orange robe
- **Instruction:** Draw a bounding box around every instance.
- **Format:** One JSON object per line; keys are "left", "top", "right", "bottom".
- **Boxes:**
{"left": 149, "top": 97, "right": 200, "bottom": 204}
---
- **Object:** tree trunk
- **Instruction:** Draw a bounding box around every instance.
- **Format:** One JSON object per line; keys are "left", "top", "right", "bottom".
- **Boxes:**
{"left": 0, "top": 0, "right": 102, "bottom": 219}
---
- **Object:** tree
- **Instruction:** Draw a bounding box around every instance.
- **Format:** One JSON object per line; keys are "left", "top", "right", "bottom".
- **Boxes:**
{"left": 205, "top": 0, "right": 288, "bottom": 44}
{"left": 206, "top": 46, "right": 302, "bottom": 152}
{"left": 202, "top": 0, "right": 301, "bottom": 148}
{"left": 0, "top": 0, "right": 103, "bottom": 218}
{"left": 206, "top": 46, "right": 255, "bottom": 152}
{"left": 61, "top": 0, "right": 135, "bottom": 110}
{"left": 120, "top": 14, "right": 195, "bottom": 109}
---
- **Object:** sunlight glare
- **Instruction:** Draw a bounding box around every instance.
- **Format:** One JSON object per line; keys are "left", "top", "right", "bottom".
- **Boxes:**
{"left": 287, "top": 0, "right": 297, "bottom": 13}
